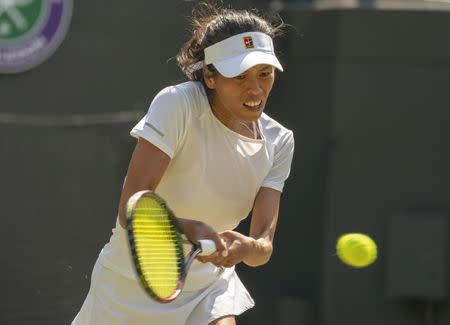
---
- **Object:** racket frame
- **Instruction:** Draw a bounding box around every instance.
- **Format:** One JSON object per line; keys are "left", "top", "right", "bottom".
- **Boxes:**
{"left": 126, "top": 190, "right": 213, "bottom": 303}
{"left": 126, "top": 190, "right": 186, "bottom": 302}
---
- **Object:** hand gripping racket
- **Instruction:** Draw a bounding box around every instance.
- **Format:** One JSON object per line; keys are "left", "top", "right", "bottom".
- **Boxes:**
{"left": 126, "top": 190, "right": 217, "bottom": 303}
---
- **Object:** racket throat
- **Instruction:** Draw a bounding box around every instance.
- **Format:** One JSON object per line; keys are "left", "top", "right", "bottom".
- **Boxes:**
{"left": 184, "top": 247, "right": 202, "bottom": 271}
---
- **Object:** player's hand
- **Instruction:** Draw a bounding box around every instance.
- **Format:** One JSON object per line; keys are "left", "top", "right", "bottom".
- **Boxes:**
{"left": 176, "top": 218, "right": 228, "bottom": 258}
{"left": 197, "top": 230, "right": 253, "bottom": 268}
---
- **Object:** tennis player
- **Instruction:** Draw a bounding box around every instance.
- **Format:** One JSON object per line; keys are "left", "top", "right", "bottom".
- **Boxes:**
{"left": 72, "top": 3, "right": 294, "bottom": 325}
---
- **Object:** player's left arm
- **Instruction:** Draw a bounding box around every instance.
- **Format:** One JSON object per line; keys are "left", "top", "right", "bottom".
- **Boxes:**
{"left": 241, "top": 186, "right": 281, "bottom": 267}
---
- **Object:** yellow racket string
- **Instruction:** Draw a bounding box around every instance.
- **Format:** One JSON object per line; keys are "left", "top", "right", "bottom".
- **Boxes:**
{"left": 133, "top": 197, "right": 181, "bottom": 299}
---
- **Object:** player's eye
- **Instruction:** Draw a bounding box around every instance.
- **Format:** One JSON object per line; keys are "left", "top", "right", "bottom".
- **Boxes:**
{"left": 234, "top": 74, "right": 246, "bottom": 80}
{"left": 260, "top": 70, "right": 273, "bottom": 78}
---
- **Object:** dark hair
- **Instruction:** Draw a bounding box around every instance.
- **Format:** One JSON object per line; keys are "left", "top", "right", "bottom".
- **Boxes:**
{"left": 176, "top": 2, "right": 286, "bottom": 84}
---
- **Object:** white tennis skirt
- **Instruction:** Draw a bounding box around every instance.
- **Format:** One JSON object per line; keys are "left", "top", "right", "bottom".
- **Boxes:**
{"left": 72, "top": 259, "right": 255, "bottom": 325}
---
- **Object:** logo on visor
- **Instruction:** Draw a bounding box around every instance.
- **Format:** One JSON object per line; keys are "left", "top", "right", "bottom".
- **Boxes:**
{"left": 243, "top": 36, "right": 254, "bottom": 49}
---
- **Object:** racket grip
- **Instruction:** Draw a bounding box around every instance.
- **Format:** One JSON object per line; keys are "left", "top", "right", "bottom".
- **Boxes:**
{"left": 198, "top": 239, "right": 217, "bottom": 256}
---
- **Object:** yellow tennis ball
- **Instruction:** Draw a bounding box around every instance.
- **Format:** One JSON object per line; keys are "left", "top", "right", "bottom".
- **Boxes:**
{"left": 336, "top": 233, "right": 377, "bottom": 268}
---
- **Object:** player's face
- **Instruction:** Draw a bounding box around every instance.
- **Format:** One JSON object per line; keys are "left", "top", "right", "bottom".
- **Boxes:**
{"left": 206, "top": 64, "right": 275, "bottom": 124}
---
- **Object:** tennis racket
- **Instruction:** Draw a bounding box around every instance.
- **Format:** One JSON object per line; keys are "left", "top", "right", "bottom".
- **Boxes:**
{"left": 126, "top": 190, "right": 217, "bottom": 303}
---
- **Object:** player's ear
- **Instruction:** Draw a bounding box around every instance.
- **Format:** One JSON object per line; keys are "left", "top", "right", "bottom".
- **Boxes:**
{"left": 203, "top": 67, "right": 216, "bottom": 90}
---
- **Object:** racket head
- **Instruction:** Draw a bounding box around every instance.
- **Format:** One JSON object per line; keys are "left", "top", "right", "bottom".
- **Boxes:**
{"left": 126, "top": 190, "right": 186, "bottom": 303}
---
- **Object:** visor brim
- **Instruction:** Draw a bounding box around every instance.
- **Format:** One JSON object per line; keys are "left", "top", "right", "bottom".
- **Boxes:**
{"left": 213, "top": 51, "right": 283, "bottom": 78}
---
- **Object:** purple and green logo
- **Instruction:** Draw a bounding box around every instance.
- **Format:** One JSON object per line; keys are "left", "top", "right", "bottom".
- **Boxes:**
{"left": 0, "top": 0, "right": 73, "bottom": 73}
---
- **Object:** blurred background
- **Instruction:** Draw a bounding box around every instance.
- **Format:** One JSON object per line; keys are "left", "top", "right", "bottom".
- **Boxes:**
{"left": 1, "top": 0, "right": 450, "bottom": 324}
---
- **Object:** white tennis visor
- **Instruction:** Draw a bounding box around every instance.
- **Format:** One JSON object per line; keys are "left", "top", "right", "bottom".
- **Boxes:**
{"left": 191, "top": 32, "right": 283, "bottom": 78}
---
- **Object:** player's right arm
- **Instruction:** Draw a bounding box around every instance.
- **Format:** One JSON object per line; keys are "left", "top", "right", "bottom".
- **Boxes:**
{"left": 117, "top": 137, "right": 171, "bottom": 229}
{"left": 117, "top": 138, "right": 227, "bottom": 254}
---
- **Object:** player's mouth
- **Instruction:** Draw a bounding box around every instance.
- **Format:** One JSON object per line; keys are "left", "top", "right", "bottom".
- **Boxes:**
{"left": 243, "top": 100, "right": 263, "bottom": 112}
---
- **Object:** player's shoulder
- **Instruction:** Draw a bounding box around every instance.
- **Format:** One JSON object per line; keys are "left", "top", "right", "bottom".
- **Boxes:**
{"left": 162, "top": 80, "right": 204, "bottom": 96}
{"left": 153, "top": 81, "right": 207, "bottom": 117}
{"left": 260, "top": 112, "right": 294, "bottom": 145}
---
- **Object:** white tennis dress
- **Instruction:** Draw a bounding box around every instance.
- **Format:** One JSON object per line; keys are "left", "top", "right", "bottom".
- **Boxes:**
{"left": 72, "top": 81, "right": 294, "bottom": 324}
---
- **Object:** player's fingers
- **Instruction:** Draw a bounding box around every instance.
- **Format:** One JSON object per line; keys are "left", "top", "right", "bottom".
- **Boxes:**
{"left": 221, "top": 260, "right": 235, "bottom": 268}
{"left": 215, "top": 256, "right": 238, "bottom": 268}
{"left": 207, "top": 233, "right": 228, "bottom": 257}
{"left": 196, "top": 252, "right": 218, "bottom": 263}
{"left": 196, "top": 252, "right": 228, "bottom": 267}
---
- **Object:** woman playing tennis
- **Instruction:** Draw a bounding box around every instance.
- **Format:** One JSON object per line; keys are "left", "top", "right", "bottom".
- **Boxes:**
{"left": 73, "top": 3, "right": 294, "bottom": 325}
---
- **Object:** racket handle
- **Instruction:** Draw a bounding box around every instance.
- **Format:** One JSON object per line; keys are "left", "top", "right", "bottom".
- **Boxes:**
{"left": 198, "top": 239, "right": 217, "bottom": 256}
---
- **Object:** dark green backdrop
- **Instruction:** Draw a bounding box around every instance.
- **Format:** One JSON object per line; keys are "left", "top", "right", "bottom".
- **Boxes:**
{"left": 1, "top": 1, "right": 450, "bottom": 324}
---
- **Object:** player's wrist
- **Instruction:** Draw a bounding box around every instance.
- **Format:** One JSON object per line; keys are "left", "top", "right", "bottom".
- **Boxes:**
{"left": 243, "top": 237, "right": 272, "bottom": 267}
{"left": 175, "top": 218, "right": 203, "bottom": 238}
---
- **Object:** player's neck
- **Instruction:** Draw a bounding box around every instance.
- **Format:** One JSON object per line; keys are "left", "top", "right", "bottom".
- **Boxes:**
{"left": 208, "top": 97, "right": 259, "bottom": 139}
